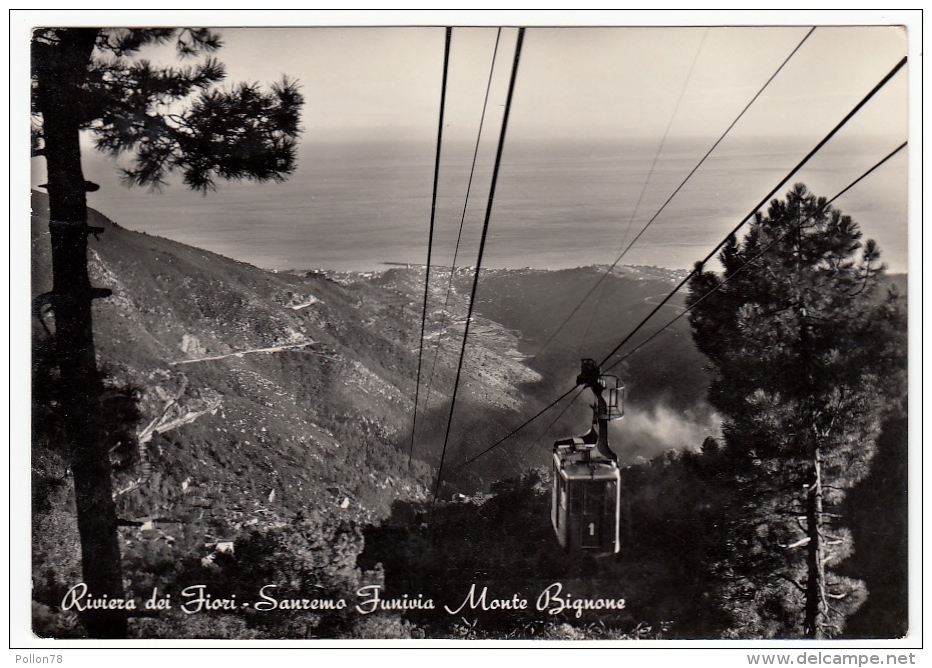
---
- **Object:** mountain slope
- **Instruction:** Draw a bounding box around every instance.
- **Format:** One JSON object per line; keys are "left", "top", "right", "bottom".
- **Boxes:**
{"left": 33, "top": 191, "right": 428, "bottom": 522}
{"left": 31, "top": 191, "right": 906, "bottom": 640}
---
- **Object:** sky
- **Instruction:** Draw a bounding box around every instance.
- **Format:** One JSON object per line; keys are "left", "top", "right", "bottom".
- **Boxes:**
{"left": 22, "top": 14, "right": 913, "bottom": 274}
{"left": 207, "top": 24, "right": 906, "bottom": 144}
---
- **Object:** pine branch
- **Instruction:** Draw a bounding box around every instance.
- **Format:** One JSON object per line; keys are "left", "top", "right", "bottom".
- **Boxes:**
{"left": 822, "top": 534, "right": 848, "bottom": 542}
{"left": 783, "top": 536, "right": 810, "bottom": 549}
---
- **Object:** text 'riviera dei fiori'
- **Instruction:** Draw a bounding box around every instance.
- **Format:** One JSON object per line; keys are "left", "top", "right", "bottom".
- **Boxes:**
{"left": 61, "top": 582, "right": 625, "bottom": 619}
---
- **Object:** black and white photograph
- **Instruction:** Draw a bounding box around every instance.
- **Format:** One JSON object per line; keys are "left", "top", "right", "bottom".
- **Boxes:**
{"left": 15, "top": 10, "right": 918, "bottom": 653}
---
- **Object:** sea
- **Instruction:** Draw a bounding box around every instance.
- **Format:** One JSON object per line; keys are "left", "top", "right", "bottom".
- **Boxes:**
{"left": 37, "top": 136, "right": 908, "bottom": 274}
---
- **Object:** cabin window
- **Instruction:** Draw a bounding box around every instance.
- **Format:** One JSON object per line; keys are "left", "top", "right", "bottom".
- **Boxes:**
{"left": 604, "top": 480, "right": 617, "bottom": 514}
{"left": 584, "top": 483, "right": 605, "bottom": 515}
{"left": 567, "top": 482, "right": 613, "bottom": 515}
{"left": 569, "top": 482, "right": 582, "bottom": 514}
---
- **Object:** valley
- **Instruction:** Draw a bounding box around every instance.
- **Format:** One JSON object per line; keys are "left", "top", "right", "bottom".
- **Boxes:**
{"left": 30, "top": 192, "right": 905, "bottom": 639}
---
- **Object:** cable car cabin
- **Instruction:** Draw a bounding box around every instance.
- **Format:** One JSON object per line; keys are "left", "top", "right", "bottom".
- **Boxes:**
{"left": 551, "top": 359, "right": 623, "bottom": 555}
{"left": 552, "top": 446, "right": 620, "bottom": 553}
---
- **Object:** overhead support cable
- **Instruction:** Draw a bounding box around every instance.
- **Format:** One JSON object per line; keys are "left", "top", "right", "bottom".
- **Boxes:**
{"left": 434, "top": 27, "right": 525, "bottom": 499}
{"left": 409, "top": 26, "right": 452, "bottom": 468}
{"left": 458, "top": 52, "right": 906, "bottom": 467}
{"left": 519, "top": 385, "right": 586, "bottom": 460}
{"left": 607, "top": 140, "right": 908, "bottom": 373}
{"left": 597, "top": 55, "right": 907, "bottom": 370}
{"left": 541, "top": 26, "right": 818, "bottom": 362}
{"left": 462, "top": 140, "right": 905, "bottom": 469}
{"left": 515, "top": 142, "right": 906, "bottom": 455}
{"left": 579, "top": 27, "right": 710, "bottom": 357}
{"left": 460, "top": 383, "right": 578, "bottom": 467}
{"left": 424, "top": 28, "right": 502, "bottom": 411}
{"left": 455, "top": 26, "right": 818, "bottom": 458}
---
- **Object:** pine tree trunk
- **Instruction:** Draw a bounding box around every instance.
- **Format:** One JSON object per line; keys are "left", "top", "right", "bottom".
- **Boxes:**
{"left": 804, "top": 446, "right": 825, "bottom": 639}
{"left": 36, "top": 29, "right": 127, "bottom": 639}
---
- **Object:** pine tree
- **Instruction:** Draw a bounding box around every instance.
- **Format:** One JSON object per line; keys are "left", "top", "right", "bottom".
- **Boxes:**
{"left": 31, "top": 28, "right": 303, "bottom": 638}
{"left": 687, "top": 184, "right": 905, "bottom": 638}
